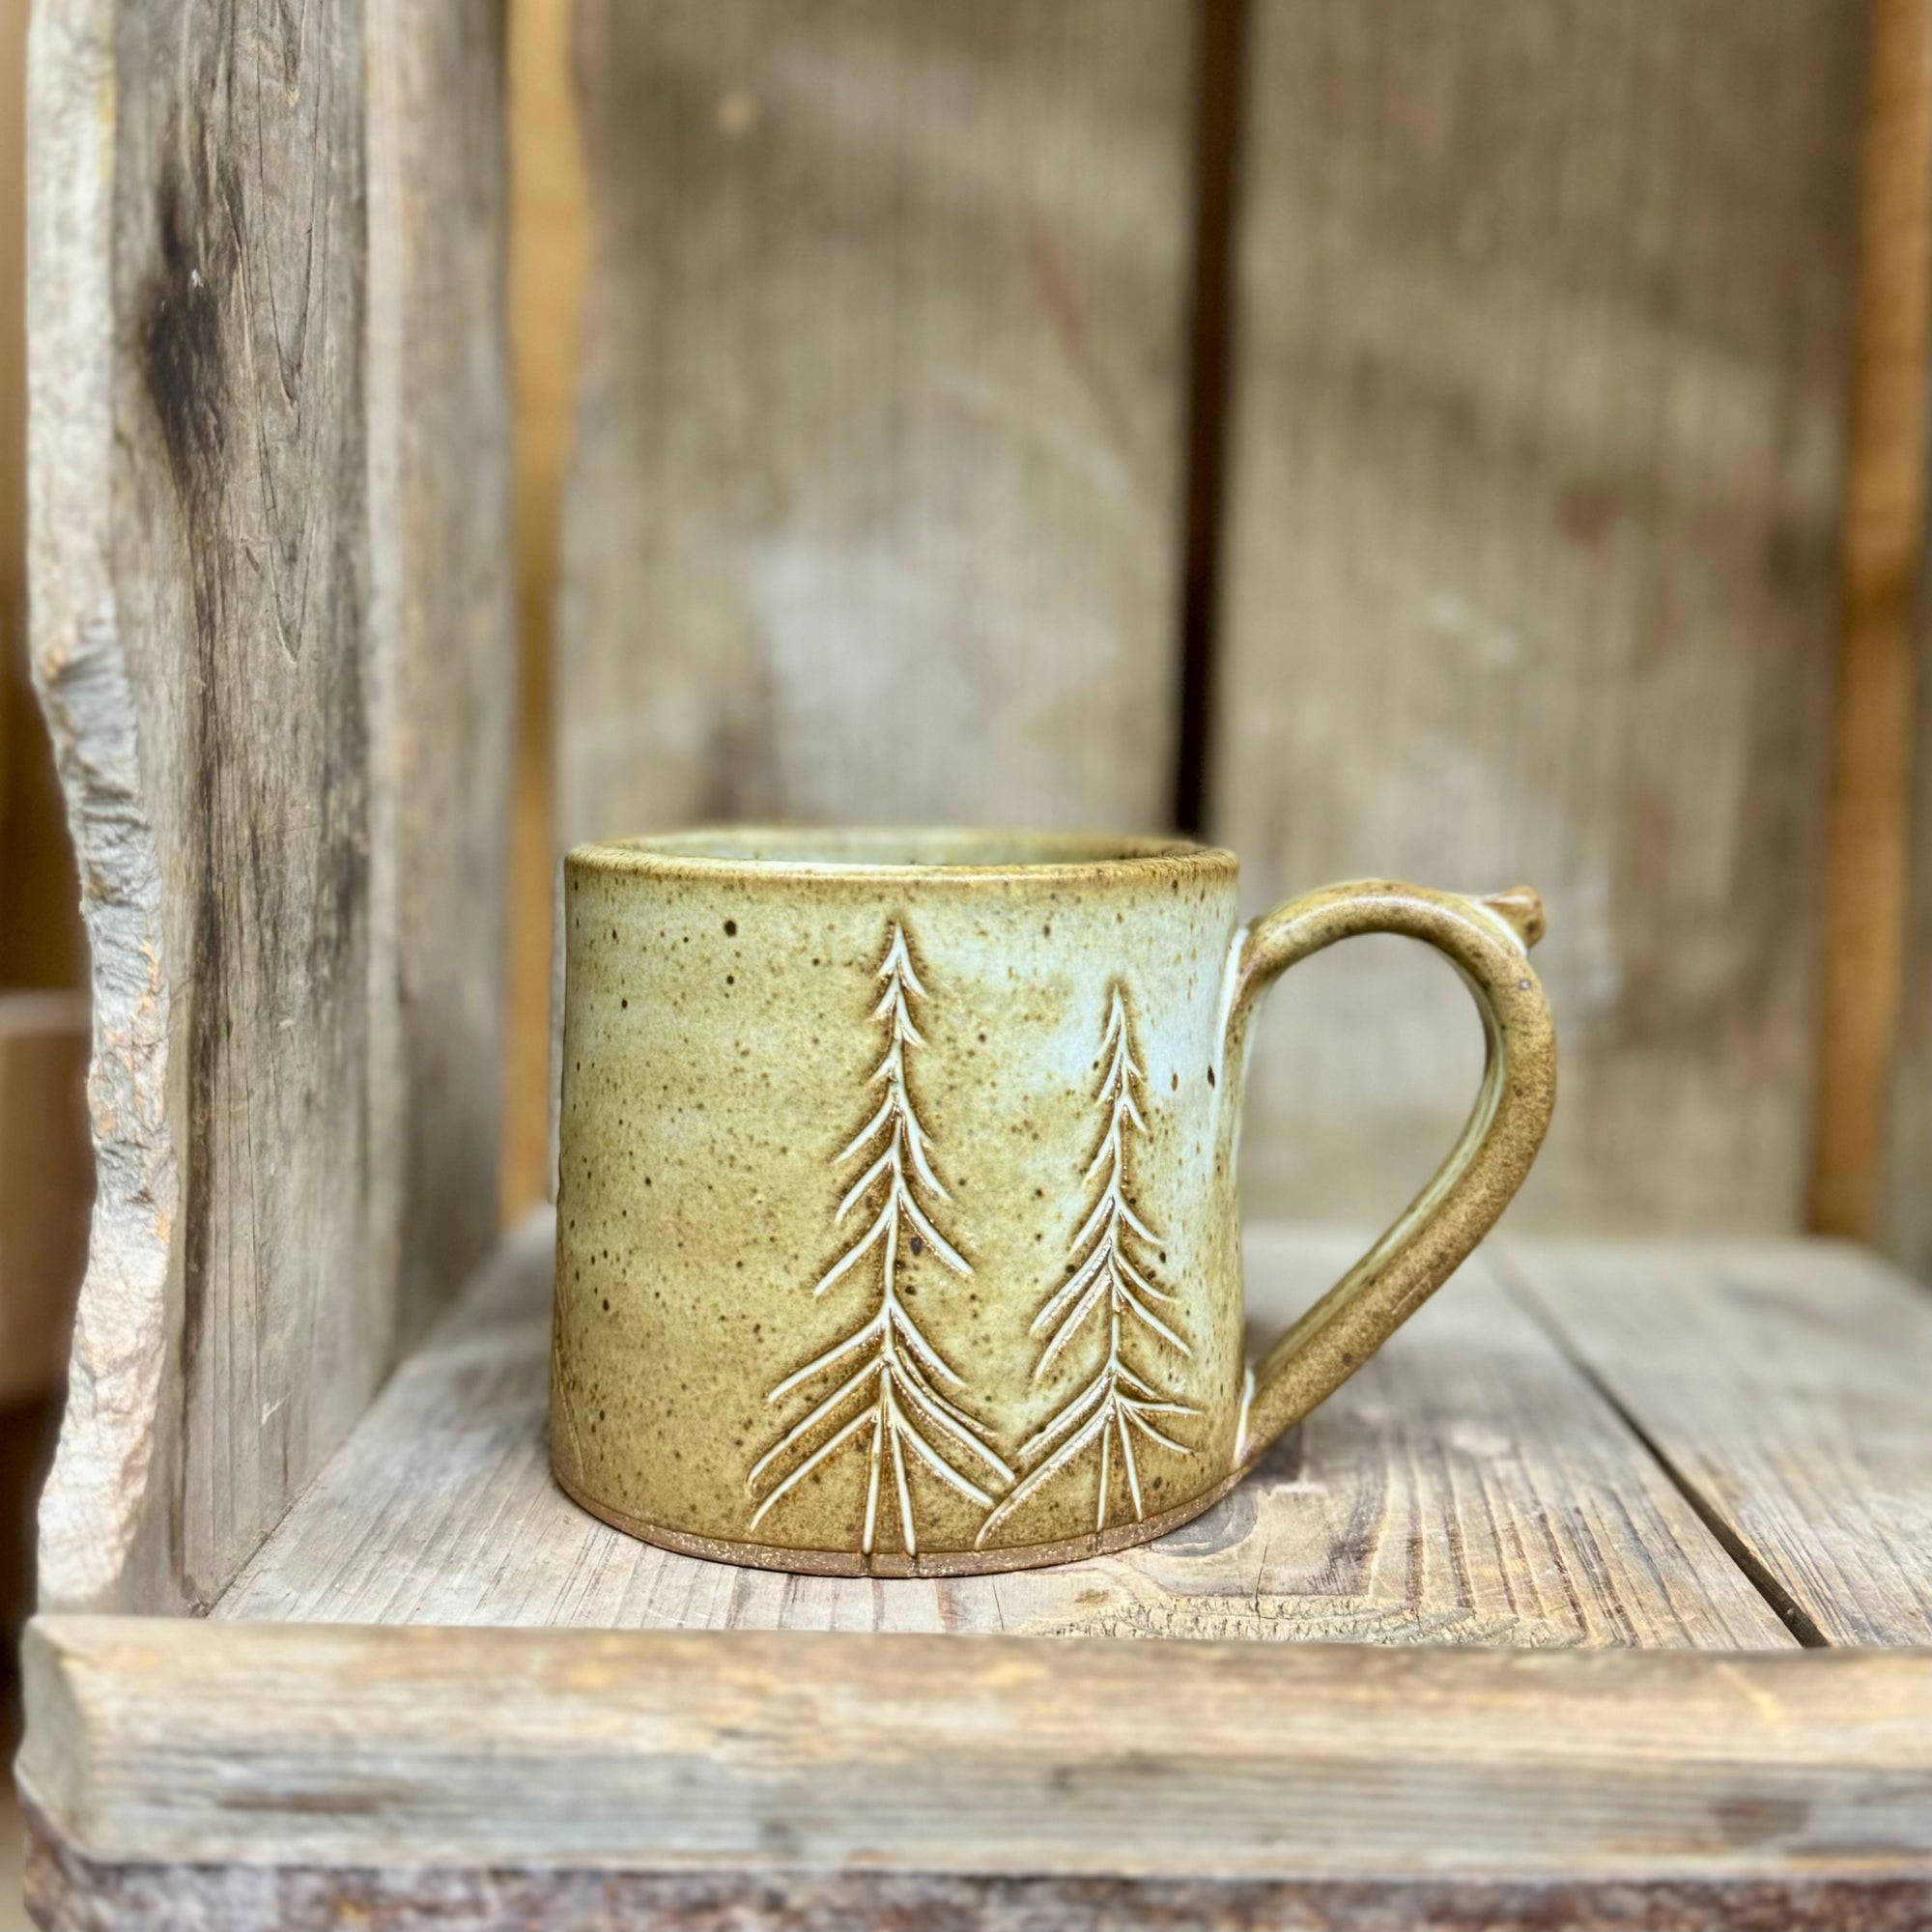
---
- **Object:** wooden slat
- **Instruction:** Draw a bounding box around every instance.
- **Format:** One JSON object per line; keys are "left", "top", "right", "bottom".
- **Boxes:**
{"left": 25, "top": 0, "right": 510, "bottom": 1613}
{"left": 370, "top": 0, "right": 517, "bottom": 1340}
{"left": 1811, "top": 0, "right": 1932, "bottom": 1242}
{"left": 19, "top": 1618, "right": 1931, "bottom": 1895}
{"left": 217, "top": 1217, "right": 1789, "bottom": 1648}
{"left": 500, "top": 0, "right": 589, "bottom": 1218}
{"left": 1501, "top": 1237, "right": 1932, "bottom": 1644}
{"left": 1211, "top": 0, "right": 1863, "bottom": 1233}
{"left": 556, "top": 0, "right": 1194, "bottom": 848}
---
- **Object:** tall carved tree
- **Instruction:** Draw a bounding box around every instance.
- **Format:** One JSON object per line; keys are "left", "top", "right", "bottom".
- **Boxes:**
{"left": 980, "top": 987, "right": 1195, "bottom": 1545}
{"left": 750, "top": 923, "right": 1010, "bottom": 1554}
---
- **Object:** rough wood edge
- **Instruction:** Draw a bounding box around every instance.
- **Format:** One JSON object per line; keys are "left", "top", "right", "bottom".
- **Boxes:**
{"left": 24, "top": 0, "right": 179, "bottom": 1610}
{"left": 26, "top": 0, "right": 513, "bottom": 1615}
{"left": 21, "top": 1798, "right": 1932, "bottom": 1932}
{"left": 16, "top": 1617, "right": 1931, "bottom": 1881}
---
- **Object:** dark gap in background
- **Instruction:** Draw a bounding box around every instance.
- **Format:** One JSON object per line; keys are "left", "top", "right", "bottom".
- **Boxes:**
{"left": 1172, "top": 0, "right": 1251, "bottom": 837}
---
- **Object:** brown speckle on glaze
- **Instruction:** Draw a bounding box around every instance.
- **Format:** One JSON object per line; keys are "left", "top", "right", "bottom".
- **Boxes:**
{"left": 551, "top": 832, "right": 1554, "bottom": 1576}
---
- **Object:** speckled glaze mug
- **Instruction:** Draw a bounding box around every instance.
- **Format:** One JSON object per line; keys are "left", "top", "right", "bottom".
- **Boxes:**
{"left": 551, "top": 830, "right": 1555, "bottom": 1577}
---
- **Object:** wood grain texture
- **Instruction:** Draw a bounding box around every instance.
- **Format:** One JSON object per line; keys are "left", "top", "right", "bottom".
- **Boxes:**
{"left": 1211, "top": 0, "right": 1862, "bottom": 1232}
{"left": 556, "top": 0, "right": 1193, "bottom": 848}
{"left": 216, "top": 1216, "right": 1788, "bottom": 1648}
{"left": 27, "top": 0, "right": 185, "bottom": 1614}
{"left": 1502, "top": 1236, "right": 1932, "bottom": 1644}
{"left": 19, "top": 1616, "right": 1931, "bottom": 1880}
{"left": 1811, "top": 0, "right": 1932, "bottom": 1241}
{"left": 367, "top": 0, "right": 516, "bottom": 1341}
{"left": 27, "top": 1835, "right": 1932, "bottom": 1932}
{"left": 105, "top": 0, "right": 379, "bottom": 1615}
{"left": 26, "top": 0, "right": 510, "bottom": 1613}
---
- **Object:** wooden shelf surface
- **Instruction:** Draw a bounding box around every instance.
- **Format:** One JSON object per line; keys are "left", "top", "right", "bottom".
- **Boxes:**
{"left": 20, "top": 1220, "right": 1932, "bottom": 1930}
{"left": 213, "top": 1214, "right": 1929, "bottom": 1649}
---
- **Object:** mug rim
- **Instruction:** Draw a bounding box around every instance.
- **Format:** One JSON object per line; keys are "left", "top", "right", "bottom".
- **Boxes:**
{"left": 568, "top": 825, "right": 1240, "bottom": 884}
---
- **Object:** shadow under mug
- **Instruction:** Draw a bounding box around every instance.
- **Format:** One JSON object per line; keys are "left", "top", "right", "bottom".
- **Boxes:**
{"left": 551, "top": 829, "right": 1555, "bottom": 1577}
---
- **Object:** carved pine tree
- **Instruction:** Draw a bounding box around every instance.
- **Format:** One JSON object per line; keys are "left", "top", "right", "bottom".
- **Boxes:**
{"left": 979, "top": 987, "right": 1196, "bottom": 1546}
{"left": 749, "top": 923, "right": 1010, "bottom": 1554}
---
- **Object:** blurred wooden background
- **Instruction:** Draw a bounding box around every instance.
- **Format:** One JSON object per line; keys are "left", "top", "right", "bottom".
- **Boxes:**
{"left": 503, "top": 0, "right": 1928, "bottom": 1272}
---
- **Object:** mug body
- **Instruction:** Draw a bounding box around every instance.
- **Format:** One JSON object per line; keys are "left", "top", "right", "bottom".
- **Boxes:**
{"left": 552, "top": 829, "right": 1250, "bottom": 1576}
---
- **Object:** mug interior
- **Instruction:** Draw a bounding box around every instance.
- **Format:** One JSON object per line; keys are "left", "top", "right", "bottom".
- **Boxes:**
{"left": 579, "top": 826, "right": 1235, "bottom": 876}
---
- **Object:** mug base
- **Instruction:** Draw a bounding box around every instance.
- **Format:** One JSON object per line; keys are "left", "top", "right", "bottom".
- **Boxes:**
{"left": 552, "top": 1461, "right": 1252, "bottom": 1579}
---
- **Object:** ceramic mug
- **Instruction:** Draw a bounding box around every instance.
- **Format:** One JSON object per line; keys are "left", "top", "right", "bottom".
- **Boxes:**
{"left": 551, "top": 829, "right": 1555, "bottom": 1577}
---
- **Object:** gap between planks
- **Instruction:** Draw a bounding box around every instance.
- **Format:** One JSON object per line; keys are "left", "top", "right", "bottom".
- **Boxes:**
{"left": 1494, "top": 1236, "right": 1932, "bottom": 1647}
{"left": 215, "top": 1214, "right": 1792, "bottom": 1648}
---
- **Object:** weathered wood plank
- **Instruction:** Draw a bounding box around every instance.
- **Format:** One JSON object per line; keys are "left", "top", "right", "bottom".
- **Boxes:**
{"left": 217, "top": 1217, "right": 1789, "bottom": 1647}
{"left": 1502, "top": 1236, "right": 1932, "bottom": 1644}
{"left": 29, "top": 1840, "right": 1932, "bottom": 1932}
{"left": 105, "top": 0, "right": 380, "bottom": 1613}
{"left": 26, "top": 0, "right": 510, "bottom": 1613}
{"left": 25, "top": 0, "right": 178, "bottom": 1616}
{"left": 1212, "top": 0, "right": 1862, "bottom": 1232}
{"left": 19, "top": 1618, "right": 1931, "bottom": 1890}
{"left": 556, "top": 0, "right": 1194, "bottom": 848}
{"left": 368, "top": 0, "right": 516, "bottom": 1344}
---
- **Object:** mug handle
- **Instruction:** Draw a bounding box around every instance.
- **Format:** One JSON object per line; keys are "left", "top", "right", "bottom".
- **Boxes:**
{"left": 1222, "top": 880, "right": 1557, "bottom": 1465}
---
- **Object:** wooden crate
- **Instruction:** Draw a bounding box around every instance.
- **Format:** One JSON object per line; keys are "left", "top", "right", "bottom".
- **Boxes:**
{"left": 15, "top": 1, "right": 1932, "bottom": 1926}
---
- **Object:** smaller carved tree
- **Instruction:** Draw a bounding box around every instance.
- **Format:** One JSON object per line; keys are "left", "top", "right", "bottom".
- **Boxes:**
{"left": 749, "top": 923, "right": 1011, "bottom": 1555}
{"left": 979, "top": 987, "right": 1196, "bottom": 1546}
